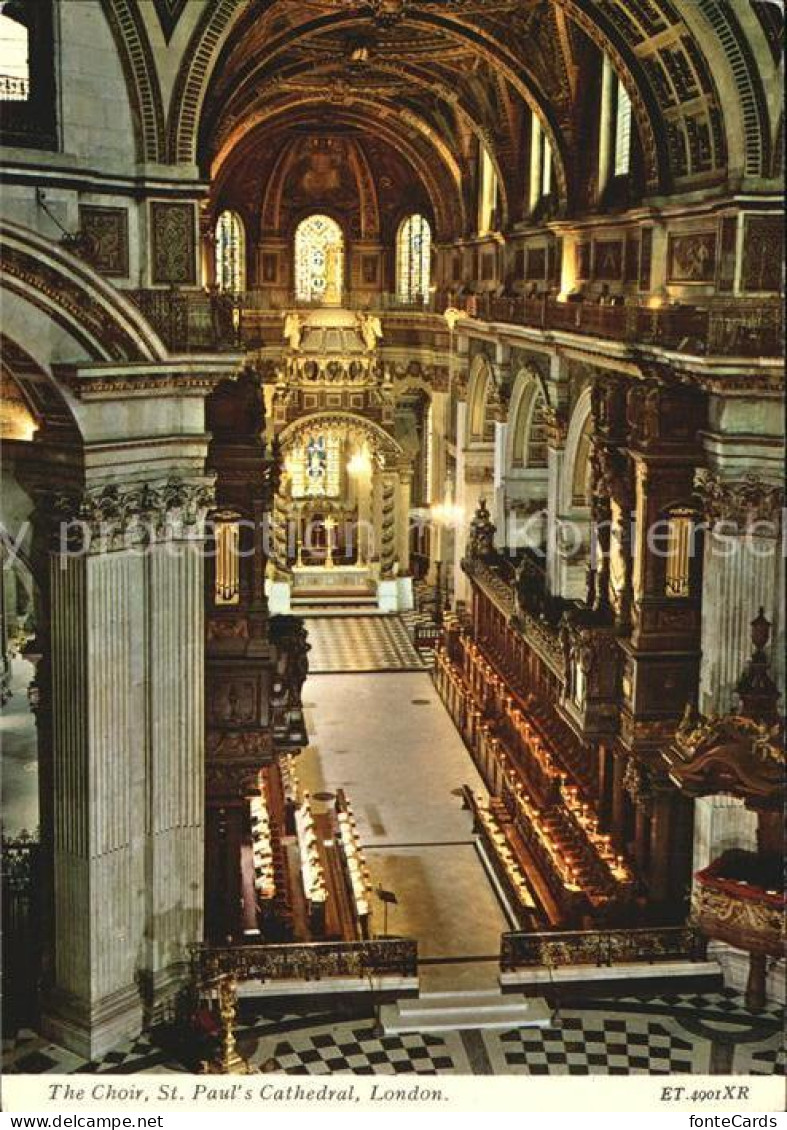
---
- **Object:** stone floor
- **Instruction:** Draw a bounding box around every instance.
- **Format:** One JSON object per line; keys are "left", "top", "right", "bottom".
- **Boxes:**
{"left": 299, "top": 668, "right": 508, "bottom": 970}
{"left": 4, "top": 991, "right": 783, "bottom": 1076}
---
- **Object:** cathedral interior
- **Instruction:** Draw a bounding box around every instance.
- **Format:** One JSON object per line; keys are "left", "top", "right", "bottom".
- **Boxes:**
{"left": 0, "top": 0, "right": 784, "bottom": 1081}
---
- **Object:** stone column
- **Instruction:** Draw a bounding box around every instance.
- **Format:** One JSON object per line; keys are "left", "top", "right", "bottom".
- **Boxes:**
{"left": 43, "top": 474, "right": 213, "bottom": 1059}
{"left": 429, "top": 392, "right": 449, "bottom": 509}
{"left": 395, "top": 466, "right": 413, "bottom": 572}
{"left": 696, "top": 474, "right": 784, "bottom": 714}
{"left": 453, "top": 401, "right": 470, "bottom": 605}
{"left": 36, "top": 363, "right": 222, "bottom": 1060}
{"left": 379, "top": 468, "right": 398, "bottom": 577}
{"left": 492, "top": 419, "right": 508, "bottom": 549}
{"left": 143, "top": 534, "right": 206, "bottom": 1004}
{"left": 610, "top": 748, "right": 628, "bottom": 847}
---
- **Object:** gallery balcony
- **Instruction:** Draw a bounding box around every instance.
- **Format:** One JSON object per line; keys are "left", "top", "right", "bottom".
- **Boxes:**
{"left": 450, "top": 291, "right": 784, "bottom": 358}
{"left": 126, "top": 287, "right": 785, "bottom": 360}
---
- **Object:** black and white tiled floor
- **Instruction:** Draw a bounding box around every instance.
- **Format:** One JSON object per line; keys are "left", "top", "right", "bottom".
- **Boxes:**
{"left": 304, "top": 614, "right": 425, "bottom": 673}
{"left": 269, "top": 1027, "right": 460, "bottom": 1075}
{"left": 399, "top": 607, "right": 439, "bottom": 668}
{"left": 4, "top": 990, "right": 783, "bottom": 1077}
{"left": 496, "top": 1016, "right": 698, "bottom": 1075}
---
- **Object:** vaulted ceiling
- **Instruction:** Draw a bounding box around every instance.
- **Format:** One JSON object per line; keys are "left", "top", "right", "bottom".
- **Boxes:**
{"left": 104, "top": 0, "right": 782, "bottom": 229}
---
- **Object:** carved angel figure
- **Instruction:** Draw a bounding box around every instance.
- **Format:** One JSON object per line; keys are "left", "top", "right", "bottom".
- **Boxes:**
{"left": 358, "top": 311, "right": 383, "bottom": 352}
{"left": 283, "top": 311, "right": 303, "bottom": 351}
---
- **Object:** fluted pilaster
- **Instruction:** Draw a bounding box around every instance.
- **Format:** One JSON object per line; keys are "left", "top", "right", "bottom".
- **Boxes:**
{"left": 43, "top": 475, "right": 213, "bottom": 1059}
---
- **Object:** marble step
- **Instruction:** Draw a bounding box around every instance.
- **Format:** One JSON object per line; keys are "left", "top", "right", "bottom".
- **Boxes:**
{"left": 293, "top": 595, "right": 378, "bottom": 608}
{"left": 380, "top": 990, "right": 551, "bottom": 1034}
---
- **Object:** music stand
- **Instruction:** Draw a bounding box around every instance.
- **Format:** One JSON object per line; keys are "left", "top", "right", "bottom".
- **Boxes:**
{"left": 375, "top": 886, "right": 398, "bottom": 938}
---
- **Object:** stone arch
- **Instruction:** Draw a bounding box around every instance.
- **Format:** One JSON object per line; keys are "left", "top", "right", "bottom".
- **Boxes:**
{"left": 466, "top": 355, "right": 494, "bottom": 444}
{"left": 101, "top": 0, "right": 166, "bottom": 163}
{"left": 262, "top": 135, "right": 381, "bottom": 241}
{"left": 0, "top": 336, "right": 80, "bottom": 442}
{"left": 506, "top": 367, "right": 550, "bottom": 473}
{"left": 211, "top": 95, "right": 464, "bottom": 238}
{"left": 689, "top": 0, "right": 773, "bottom": 176}
{"left": 0, "top": 220, "right": 167, "bottom": 365}
{"left": 167, "top": 0, "right": 254, "bottom": 165}
{"left": 278, "top": 411, "right": 403, "bottom": 465}
{"left": 561, "top": 386, "right": 594, "bottom": 515}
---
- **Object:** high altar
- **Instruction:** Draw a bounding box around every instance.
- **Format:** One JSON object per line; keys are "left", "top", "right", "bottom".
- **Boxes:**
{"left": 267, "top": 308, "right": 414, "bottom": 612}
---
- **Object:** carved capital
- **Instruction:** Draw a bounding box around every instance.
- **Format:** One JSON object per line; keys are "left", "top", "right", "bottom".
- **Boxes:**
{"left": 694, "top": 471, "right": 784, "bottom": 532}
{"left": 46, "top": 475, "right": 216, "bottom": 554}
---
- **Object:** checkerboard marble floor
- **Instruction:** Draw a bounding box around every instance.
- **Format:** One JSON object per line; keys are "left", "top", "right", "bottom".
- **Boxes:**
{"left": 304, "top": 614, "right": 425, "bottom": 673}
{"left": 4, "top": 991, "right": 783, "bottom": 1077}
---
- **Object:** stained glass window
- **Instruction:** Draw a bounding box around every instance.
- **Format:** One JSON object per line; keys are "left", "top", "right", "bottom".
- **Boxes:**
{"left": 614, "top": 79, "right": 632, "bottom": 176}
{"left": 289, "top": 435, "right": 341, "bottom": 499}
{"left": 215, "top": 210, "right": 245, "bottom": 293}
{"left": 295, "top": 214, "right": 344, "bottom": 304}
{"left": 396, "top": 214, "right": 431, "bottom": 303}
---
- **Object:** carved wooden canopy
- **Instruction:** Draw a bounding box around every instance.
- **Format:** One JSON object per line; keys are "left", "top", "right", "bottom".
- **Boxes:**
{"left": 669, "top": 712, "right": 785, "bottom": 809}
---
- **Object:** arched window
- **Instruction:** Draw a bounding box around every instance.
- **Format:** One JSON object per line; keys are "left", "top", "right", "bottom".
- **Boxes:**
{"left": 477, "top": 144, "right": 499, "bottom": 235}
{"left": 396, "top": 213, "right": 431, "bottom": 303}
{"left": 528, "top": 112, "right": 555, "bottom": 215}
{"left": 0, "top": 9, "right": 29, "bottom": 101}
{"left": 598, "top": 56, "right": 632, "bottom": 196}
{"left": 294, "top": 214, "right": 344, "bottom": 304}
{"left": 0, "top": 1, "right": 56, "bottom": 150}
{"left": 614, "top": 81, "right": 632, "bottom": 177}
{"left": 526, "top": 395, "right": 549, "bottom": 468}
{"left": 215, "top": 210, "right": 245, "bottom": 293}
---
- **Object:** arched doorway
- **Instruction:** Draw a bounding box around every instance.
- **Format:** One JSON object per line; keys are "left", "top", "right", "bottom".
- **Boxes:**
{"left": 294, "top": 214, "right": 344, "bottom": 304}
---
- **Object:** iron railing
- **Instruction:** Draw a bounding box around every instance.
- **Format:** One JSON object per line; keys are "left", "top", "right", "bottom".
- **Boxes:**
{"left": 500, "top": 926, "right": 705, "bottom": 971}
{"left": 194, "top": 937, "right": 418, "bottom": 985}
